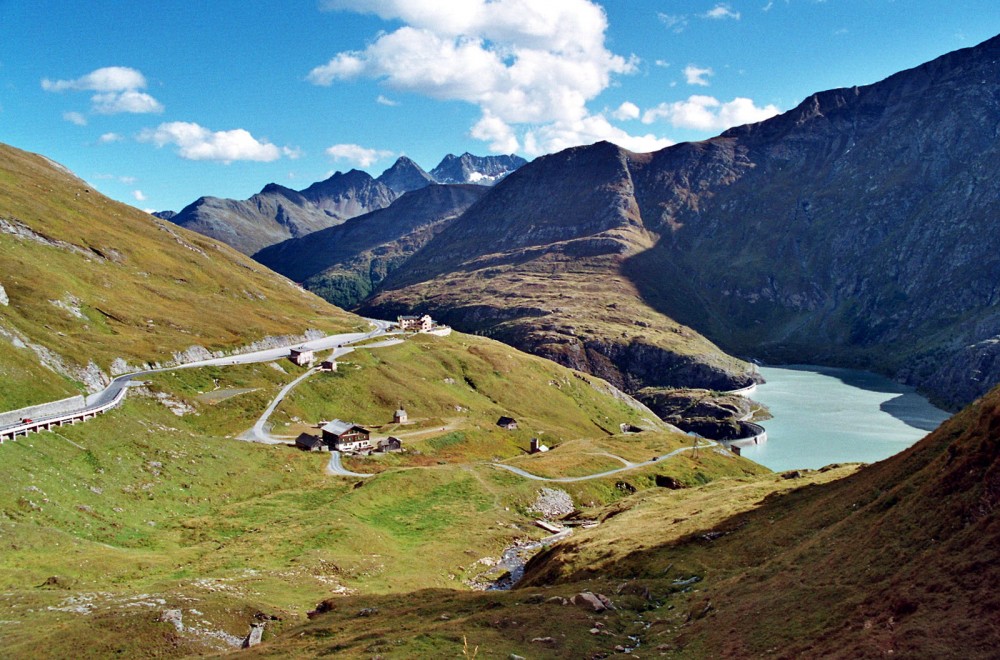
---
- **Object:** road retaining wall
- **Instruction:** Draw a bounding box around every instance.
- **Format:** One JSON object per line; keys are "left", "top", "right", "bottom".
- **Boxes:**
{"left": 0, "top": 395, "right": 85, "bottom": 427}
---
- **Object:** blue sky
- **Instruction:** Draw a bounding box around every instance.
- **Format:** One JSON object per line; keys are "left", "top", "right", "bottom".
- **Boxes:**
{"left": 2, "top": 1, "right": 997, "bottom": 213}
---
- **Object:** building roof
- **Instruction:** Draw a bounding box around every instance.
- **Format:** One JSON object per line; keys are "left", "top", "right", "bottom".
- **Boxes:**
{"left": 497, "top": 416, "right": 517, "bottom": 426}
{"left": 321, "top": 419, "right": 368, "bottom": 436}
{"left": 395, "top": 408, "right": 406, "bottom": 416}
{"left": 295, "top": 433, "right": 324, "bottom": 449}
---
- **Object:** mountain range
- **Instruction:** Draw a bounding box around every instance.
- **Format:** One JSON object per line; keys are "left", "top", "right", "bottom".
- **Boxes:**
{"left": 162, "top": 153, "right": 525, "bottom": 255}
{"left": 285, "top": 33, "right": 1000, "bottom": 410}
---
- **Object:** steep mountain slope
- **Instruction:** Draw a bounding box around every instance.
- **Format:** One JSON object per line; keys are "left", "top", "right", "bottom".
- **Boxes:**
{"left": 430, "top": 152, "right": 527, "bottom": 184}
{"left": 169, "top": 171, "right": 398, "bottom": 256}
{"left": 623, "top": 33, "right": 1000, "bottom": 409}
{"left": 166, "top": 154, "right": 529, "bottom": 256}
{"left": 517, "top": 383, "right": 1000, "bottom": 657}
{"left": 360, "top": 34, "right": 1000, "bottom": 407}
{"left": 376, "top": 155, "right": 435, "bottom": 193}
{"left": 360, "top": 141, "right": 757, "bottom": 393}
{"left": 0, "top": 143, "right": 359, "bottom": 410}
{"left": 254, "top": 184, "right": 488, "bottom": 308}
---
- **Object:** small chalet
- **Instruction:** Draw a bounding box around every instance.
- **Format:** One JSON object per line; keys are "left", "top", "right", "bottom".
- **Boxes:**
{"left": 295, "top": 433, "right": 325, "bottom": 452}
{"left": 289, "top": 347, "right": 314, "bottom": 366}
{"left": 393, "top": 407, "right": 408, "bottom": 424}
{"left": 376, "top": 437, "right": 403, "bottom": 453}
{"left": 320, "top": 359, "right": 337, "bottom": 372}
{"left": 321, "top": 419, "right": 372, "bottom": 452}
{"left": 398, "top": 314, "right": 434, "bottom": 332}
{"left": 496, "top": 416, "right": 518, "bottom": 430}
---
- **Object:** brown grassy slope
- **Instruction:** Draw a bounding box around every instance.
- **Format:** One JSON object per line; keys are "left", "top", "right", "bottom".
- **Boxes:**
{"left": 0, "top": 143, "right": 360, "bottom": 408}
{"left": 360, "top": 142, "right": 755, "bottom": 393}
{"left": 521, "top": 386, "right": 1000, "bottom": 657}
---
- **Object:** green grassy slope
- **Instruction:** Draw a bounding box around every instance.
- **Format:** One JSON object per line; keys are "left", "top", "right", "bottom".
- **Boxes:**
{"left": 0, "top": 327, "right": 770, "bottom": 657}
{"left": 0, "top": 143, "right": 360, "bottom": 409}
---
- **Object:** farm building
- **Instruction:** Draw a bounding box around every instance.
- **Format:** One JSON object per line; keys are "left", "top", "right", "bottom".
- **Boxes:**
{"left": 289, "top": 347, "right": 314, "bottom": 366}
{"left": 321, "top": 419, "right": 372, "bottom": 452}
{"left": 295, "top": 433, "right": 325, "bottom": 452}
{"left": 376, "top": 437, "right": 403, "bottom": 453}
{"left": 496, "top": 416, "right": 518, "bottom": 430}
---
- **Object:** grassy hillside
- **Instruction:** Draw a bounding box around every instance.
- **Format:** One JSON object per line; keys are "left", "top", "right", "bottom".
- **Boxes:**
{"left": 266, "top": 384, "right": 1000, "bottom": 657}
{"left": 0, "top": 320, "right": 773, "bottom": 656}
{"left": 0, "top": 143, "right": 360, "bottom": 409}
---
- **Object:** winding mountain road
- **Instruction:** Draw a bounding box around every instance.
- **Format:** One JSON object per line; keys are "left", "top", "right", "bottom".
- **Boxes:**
{"left": 0, "top": 319, "right": 394, "bottom": 440}
{"left": 491, "top": 439, "right": 717, "bottom": 483}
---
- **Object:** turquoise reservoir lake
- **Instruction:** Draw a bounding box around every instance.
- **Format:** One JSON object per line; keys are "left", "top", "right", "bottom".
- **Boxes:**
{"left": 738, "top": 365, "right": 951, "bottom": 472}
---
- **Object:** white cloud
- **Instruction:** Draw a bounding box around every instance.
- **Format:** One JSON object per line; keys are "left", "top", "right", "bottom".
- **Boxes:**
{"left": 523, "top": 114, "right": 673, "bottom": 156}
{"left": 658, "top": 13, "right": 688, "bottom": 33}
{"left": 762, "top": 1, "right": 774, "bottom": 11}
{"left": 132, "top": 190, "right": 147, "bottom": 202}
{"left": 42, "top": 66, "right": 163, "bottom": 115}
{"left": 471, "top": 113, "right": 520, "bottom": 152}
{"left": 611, "top": 101, "right": 640, "bottom": 121}
{"left": 641, "top": 95, "right": 781, "bottom": 131}
{"left": 324, "top": 143, "right": 395, "bottom": 167}
{"left": 138, "top": 122, "right": 288, "bottom": 163}
{"left": 98, "top": 132, "right": 123, "bottom": 143}
{"left": 63, "top": 111, "right": 87, "bottom": 126}
{"left": 704, "top": 4, "right": 741, "bottom": 20}
{"left": 376, "top": 94, "right": 399, "bottom": 106}
{"left": 42, "top": 66, "right": 147, "bottom": 92}
{"left": 311, "top": 0, "right": 660, "bottom": 157}
{"left": 684, "top": 65, "right": 714, "bottom": 86}
{"left": 92, "top": 90, "right": 163, "bottom": 114}
{"left": 655, "top": 59, "right": 670, "bottom": 68}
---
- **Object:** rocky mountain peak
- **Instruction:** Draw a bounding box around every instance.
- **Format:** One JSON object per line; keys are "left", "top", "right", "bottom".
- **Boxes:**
{"left": 376, "top": 156, "right": 435, "bottom": 194}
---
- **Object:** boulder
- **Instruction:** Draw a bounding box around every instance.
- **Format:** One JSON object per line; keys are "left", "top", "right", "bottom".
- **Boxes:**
{"left": 571, "top": 591, "right": 613, "bottom": 612}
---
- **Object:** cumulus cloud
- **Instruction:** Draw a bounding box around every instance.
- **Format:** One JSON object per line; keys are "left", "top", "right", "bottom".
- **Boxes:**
{"left": 684, "top": 65, "right": 714, "bottom": 86}
{"left": 641, "top": 95, "right": 780, "bottom": 131}
{"left": 611, "top": 101, "right": 640, "bottom": 121}
{"left": 63, "top": 111, "right": 87, "bottom": 126}
{"left": 311, "top": 0, "right": 659, "bottom": 155}
{"left": 138, "top": 122, "right": 292, "bottom": 163}
{"left": 325, "top": 143, "right": 395, "bottom": 167}
{"left": 376, "top": 94, "right": 399, "bottom": 106}
{"left": 98, "top": 132, "right": 123, "bottom": 143}
{"left": 704, "top": 4, "right": 741, "bottom": 20}
{"left": 523, "top": 114, "right": 672, "bottom": 156}
{"left": 42, "top": 66, "right": 163, "bottom": 115}
{"left": 132, "top": 190, "right": 147, "bottom": 202}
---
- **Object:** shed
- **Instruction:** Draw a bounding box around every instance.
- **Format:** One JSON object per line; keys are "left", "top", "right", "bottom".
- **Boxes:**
{"left": 376, "top": 437, "right": 403, "bottom": 453}
{"left": 320, "top": 360, "right": 337, "bottom": 372}
{"left": 496, "top": 416, "right": 518, "bottom": 430}
{"left": 321, "top": 419, "right": 372, "bottom": 452}
{"left": 295, "top": 433, "right": 325, "bottom": 452}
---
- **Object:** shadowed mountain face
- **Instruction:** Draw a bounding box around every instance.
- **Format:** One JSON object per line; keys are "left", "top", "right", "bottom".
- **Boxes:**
{"left": 356, "top": 34, "right": 1000, "bottom": 407}
{"left": 253, "top": 184, "right": 488, "bottom": 308}
{"left": 165, "top": 154, "right": 527, "bottom": 256}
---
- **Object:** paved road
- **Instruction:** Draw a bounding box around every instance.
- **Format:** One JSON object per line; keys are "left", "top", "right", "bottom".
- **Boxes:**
{"left": 326, "top": 450, "right": 373, "bottom": 478}
{"left": 492, "top": 439, "right": 717, "bottom": 483}
{"left": 0, "top": 322, "right": 391, "bottom": 437}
